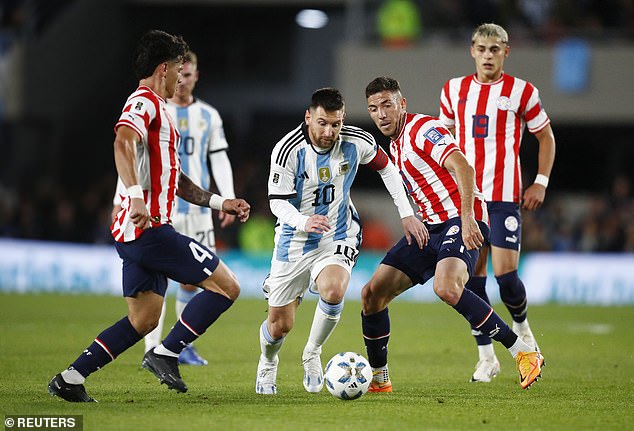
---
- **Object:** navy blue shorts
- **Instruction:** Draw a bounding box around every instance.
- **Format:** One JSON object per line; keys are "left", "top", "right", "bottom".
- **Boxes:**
{"left": 487, "top": 201, "right": 522, "bottom": 250}
{"left": 381, "top": 217, "right": 490, "bottom": 286}
{"left": 114, "top": 224, "right": 220, "bottom": 298}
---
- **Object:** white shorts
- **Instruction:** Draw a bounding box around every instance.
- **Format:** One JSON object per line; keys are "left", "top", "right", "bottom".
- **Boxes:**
{"left": 264, "top": 240, "right": 359, "bottom": 307}
{"left": 172, "top": 212, "right": 216, "bottom": 252}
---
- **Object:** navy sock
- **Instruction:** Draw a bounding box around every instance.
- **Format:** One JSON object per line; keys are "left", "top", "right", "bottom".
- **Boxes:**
{"left": 361, "top": 308, "right": 390, "bottom": 368}
{"left": 453, "top": 289, "right": 517, "bottom": 349}
{"left": 71, "top": 317, "right": 141, "bottom": 377}
{"left": 497, "top": 270, "right": 528, "bottom": 323}
{"left": 465, "top": 276, "right": 491, "bottom": 346}
{"left": 162, "top": 290, "right": 233, "bottom": 353}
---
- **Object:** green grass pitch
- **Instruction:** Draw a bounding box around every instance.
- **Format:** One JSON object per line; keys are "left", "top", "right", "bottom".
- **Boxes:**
{"left": 1, "top": 293, "right": 633, "bottom": 430}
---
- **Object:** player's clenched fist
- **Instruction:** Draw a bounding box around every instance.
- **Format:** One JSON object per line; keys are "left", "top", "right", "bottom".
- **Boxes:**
{"left": 304, "top": 214, "right": 331, "bottom": 234}
{"left": 221, "top": 199, "right": 251, "bottom": 222}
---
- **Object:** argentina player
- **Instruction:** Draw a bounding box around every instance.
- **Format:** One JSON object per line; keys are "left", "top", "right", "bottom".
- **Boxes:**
{"left": 255, "top": 88, "right": 428, "bottom": 395}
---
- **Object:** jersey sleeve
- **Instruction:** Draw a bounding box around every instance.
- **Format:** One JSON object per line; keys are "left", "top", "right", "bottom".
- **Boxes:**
{"left": 522, "top": 84, "right": 550, "bottom": 134}
{"left": 415, "top": 120, "right": 459, "bottom": 167}
{"left": 115, "top": 94, "right": 156, "bottom": 140}
{"left": 438, "top": 79, "right": 456, "bottom": 129}
{"left": 208, "top": 108, "right": 229, "bottom": 153}
{"left": 268, "top": 144, "right": 298, "bottom": 200}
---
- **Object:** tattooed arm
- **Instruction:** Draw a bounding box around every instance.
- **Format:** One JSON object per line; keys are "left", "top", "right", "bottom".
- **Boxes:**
{"left": 177, "top": 173, "right": 212, "bottom": 206}
{"left": 176, "top": 173, "right": 251, "bottom": 222}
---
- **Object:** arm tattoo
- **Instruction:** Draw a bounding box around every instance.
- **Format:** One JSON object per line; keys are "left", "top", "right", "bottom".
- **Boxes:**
{"left": 177, "top": 173, "right": 212, "bottom": 207}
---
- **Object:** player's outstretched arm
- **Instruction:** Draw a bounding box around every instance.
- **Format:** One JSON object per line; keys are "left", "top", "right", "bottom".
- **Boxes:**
{"left": 177, "top": 172, "right": 250, "bottom": 222}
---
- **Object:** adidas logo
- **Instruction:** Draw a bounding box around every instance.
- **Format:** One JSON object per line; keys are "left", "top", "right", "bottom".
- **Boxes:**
{"left": 301, "top": 171, "right": 309, "bottom": 179}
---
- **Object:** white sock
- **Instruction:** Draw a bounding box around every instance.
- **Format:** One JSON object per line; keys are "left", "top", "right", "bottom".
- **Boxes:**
{"left": 144, "top": 299, "right": 166, "bottom": 353}
{"left": 303, "top": 298, "right": 342, "bottom": 356}
{"left": 61, "top": 368, "right": 85, "bottom": 385}
{"left": 260, "top": 320, "right": 284, "bottom": 362}
{"left": 478, "top": 343, "right": 496, "bottom": 361}
{"left": 372, "top": 365, "right": 389, "bottom": 383}
{"left": 154, "top": 343, "right": 179, "bottom": 358}
{"left": 513, "top": 319, "right": 531, "bottom": 334}
{"left": 508, "top": 337, "right": 531, "bottom": 358}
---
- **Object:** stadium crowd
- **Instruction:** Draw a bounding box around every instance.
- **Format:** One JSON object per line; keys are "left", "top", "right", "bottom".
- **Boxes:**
{"left": 372, "top": 0, "right": 634, "bottom": 45}
{"left": 0, "top": 172, "right": 632, "bottom": 253}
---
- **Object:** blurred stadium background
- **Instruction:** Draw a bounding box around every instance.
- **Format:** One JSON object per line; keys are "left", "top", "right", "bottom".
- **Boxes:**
{"left": 0, "top": 0, "right": 633, "bottom": 303}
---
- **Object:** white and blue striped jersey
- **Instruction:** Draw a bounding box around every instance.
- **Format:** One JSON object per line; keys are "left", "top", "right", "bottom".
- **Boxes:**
{"left": 268, "top": 123, "right": 383, "bottom": 262}
{"left": 166, "top": 98, "right": 230, "bottom": 215}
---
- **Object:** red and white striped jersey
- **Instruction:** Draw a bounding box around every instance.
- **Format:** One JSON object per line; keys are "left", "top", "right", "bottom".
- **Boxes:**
{"left": 439, "top": 73, "right": 550, "bottom": 203}
{"left": 390, "top": 113, "right": 487, "bottom": 224}
{"left": 111, "top": 85, "right": 181, "bottom": 243}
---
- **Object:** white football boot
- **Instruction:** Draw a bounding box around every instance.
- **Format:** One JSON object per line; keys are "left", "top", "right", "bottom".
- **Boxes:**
{"left": 255, "top": 355, "right": 278, "bottom": 395}
{"left": 302, "top": 350, "right": 324, "bottom": 393}
{"left": 470, "top": 356, "right": 501, "bottom": 383}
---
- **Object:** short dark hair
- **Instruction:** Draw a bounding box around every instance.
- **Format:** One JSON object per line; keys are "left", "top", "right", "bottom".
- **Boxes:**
{"left": 310, "top": 88, "right": 344, "bottom": 112}
{"left": 134, "top": 30, "right": 189, "bottom": 80}
{"left": 365, "top": 76, "right": 401, "bottom": 98}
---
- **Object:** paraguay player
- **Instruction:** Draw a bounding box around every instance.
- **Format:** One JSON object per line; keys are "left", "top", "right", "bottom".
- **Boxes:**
{"left": 149, "top": 50, "right": 237, "bottom": 365}
{"left": 362, "top": 76, "right": 545, "bottom": 392}
{"left": 439, "top": 23, "right": 555, "bottom": 383}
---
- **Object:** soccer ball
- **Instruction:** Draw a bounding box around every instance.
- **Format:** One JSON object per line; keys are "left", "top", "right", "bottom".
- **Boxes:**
{"left": 323, "top": 352, "right": 373, "bottom": 400}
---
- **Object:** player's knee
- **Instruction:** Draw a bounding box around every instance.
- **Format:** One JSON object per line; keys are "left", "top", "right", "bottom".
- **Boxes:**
{"left": 433, "top": 275, "right": 463, "bottom": 305}
{"left": 319, "top": 284, "right": 346, "bottom": 304}
{"left": 129, "top": 314, "right": 160, "bottom": 336}
{"left": 361, "top": 281, "right": 383, "bottom": 313}
{"left": 204, "top": 268, "right": 241, "bottom": 301}
{"left": 224, "top": 277, "right": 241, "bottom": 301}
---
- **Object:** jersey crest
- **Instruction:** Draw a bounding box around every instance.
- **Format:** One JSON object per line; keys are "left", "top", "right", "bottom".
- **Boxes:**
{"left": 337, "top": 160, "right": 350, "bottom": 175}
{"left": 319, "top": 167, "right": 331, "bottom": 183}
{"left": 496, "top": 96, "right": 512, "bottom": 111}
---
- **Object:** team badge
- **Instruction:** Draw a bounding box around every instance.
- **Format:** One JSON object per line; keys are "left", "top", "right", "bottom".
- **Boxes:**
{"left": 446, "top": 225, "right": 460, "bottom": 236}
{"left": 504, "top": 216, "right": 519, "bottom": 232}
{"left": 424, "top": 127, "right": 445, "bottom": 145}
{"left": 338, "top": 160, "right": 350, "bottom": 175}
{"left": 496, "top": 96, "right": 512, "bottom": 111}
{"left": 198, "top": 119, "right": 208, "bottom": 132}
{"left": 178, "top": 118, "right": 189, "bottom": 131}
{"left": 318, "top": 167, "right": 331, "bottom": 183}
